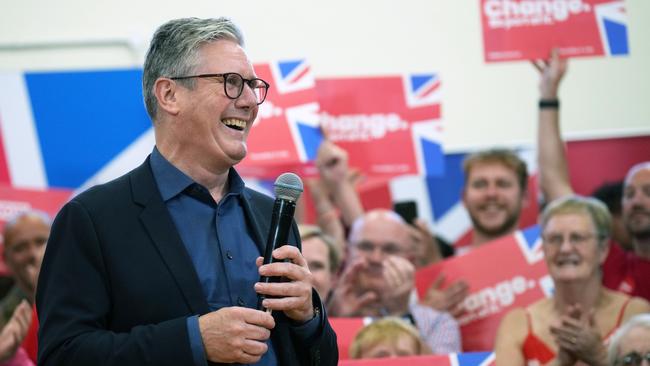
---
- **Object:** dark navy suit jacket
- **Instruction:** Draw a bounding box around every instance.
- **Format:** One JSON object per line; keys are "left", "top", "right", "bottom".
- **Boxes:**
{"left": 36, "top": 157, "right": 338, "bottom": 366}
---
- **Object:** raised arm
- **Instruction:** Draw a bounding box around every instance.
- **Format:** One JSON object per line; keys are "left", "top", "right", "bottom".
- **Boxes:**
{"left": 315, "top": 140, "right": 364, "bottom": 227}
{"left": 534, "top": 49, "right": 573, "bottom": 202}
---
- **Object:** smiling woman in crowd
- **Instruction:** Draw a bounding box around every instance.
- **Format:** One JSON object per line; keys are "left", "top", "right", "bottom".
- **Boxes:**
{"left": 495, "top": 195, "right": 650, "bottom": 366}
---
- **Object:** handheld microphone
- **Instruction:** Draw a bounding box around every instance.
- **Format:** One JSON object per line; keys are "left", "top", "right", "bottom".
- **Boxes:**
{"left": 257, "top": 172, "right": 303, "bottom": 311}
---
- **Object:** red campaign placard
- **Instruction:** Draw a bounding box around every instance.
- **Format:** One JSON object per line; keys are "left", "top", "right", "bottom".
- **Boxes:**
{"left": 480, "top": 0, "right": 628, "bottom": 62}
{"left": 339, "top": 354, "right": 453, "bottom": 366}
{"left": 415, "top": 226, "right": 552, "bottom": 351}
{"left": 329, "top": 317, "right": 367, "bottom": 359}
{"left": 316, "top": 74, "right": 444, "bottom": 179}
{"left": 237, "top": 59, "right": 323, "bottom": 179}
{"left": 0, "top": 185, "right": 72, "bottom": 275}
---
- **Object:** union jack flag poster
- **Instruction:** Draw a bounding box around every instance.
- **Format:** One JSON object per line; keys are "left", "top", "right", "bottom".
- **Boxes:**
{"left": 237, "top": 59, "right": 322, "bottom": 178}
{"left": 481, "top": 0, "right": 629, "bottom": 62}
{"left": 315, "top": 74, "right": 444, "bottom": 178}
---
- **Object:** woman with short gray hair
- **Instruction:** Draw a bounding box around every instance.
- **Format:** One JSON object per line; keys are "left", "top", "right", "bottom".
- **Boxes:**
{"left": 495, "top": 195, "right": 650, "bottom": 366}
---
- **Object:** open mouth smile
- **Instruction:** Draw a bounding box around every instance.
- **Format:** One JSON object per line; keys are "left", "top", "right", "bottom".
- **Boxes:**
{"left": 222, "top": 118, "right": 246, "bottom": 131}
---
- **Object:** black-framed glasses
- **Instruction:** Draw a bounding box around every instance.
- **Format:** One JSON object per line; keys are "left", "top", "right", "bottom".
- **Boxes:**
{"left": 170, "top": 72, "right": 270, "bottom": 105}
{"left": 615, "top": 351, "right": 650, "bottom": 366}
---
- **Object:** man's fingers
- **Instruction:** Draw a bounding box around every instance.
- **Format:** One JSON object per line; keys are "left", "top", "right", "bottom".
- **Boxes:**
{"left": 255, "top": 281, "right": 309, "bottom": 299}
{"left": 270, "top": 245, "right": 307, "bottom": 267}
{"left": 259, "top": 261, "right": 311, "bottom": 283}
{"left": 241, "top": 339, "right": 269, "bottom": 357}
{"left": 11, "top": 300, "right": 32, "bottom": 335}
{"left": 430, "top": 273, "right": 446, "bottom": 290}
{"left": 241, "top": 322, "right": 272, "bottom": 342}
{"left": 261, "top": 295, "right": 309, "bottom": 313}
{"left": 356, "top": 291, "right": 379, "bottom": 307}
{"left": 239, "top": 308, "right": 276, "bottom": 330}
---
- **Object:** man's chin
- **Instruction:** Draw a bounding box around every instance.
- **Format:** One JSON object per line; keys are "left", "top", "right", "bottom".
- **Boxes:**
{"left": 475, "top": 221, "right": 516, "bottom": 238}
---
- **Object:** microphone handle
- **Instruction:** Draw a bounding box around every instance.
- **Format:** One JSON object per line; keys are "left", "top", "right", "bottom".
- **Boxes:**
{"left": 257, "top": 198, "right": 296, "bottom": 310}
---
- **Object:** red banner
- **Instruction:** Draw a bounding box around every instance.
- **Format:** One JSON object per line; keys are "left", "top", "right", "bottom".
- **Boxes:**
{"left": 415, "top": 226, "right": 551, "bottom": 351}
{"left": 481, "top": 0, "right": 628, "bottom": 62}
{"left": 237, "top": 59, "right": 322, "bottom": 178}
{"left": 316, "top": 74, "right": 444, "bottom": 178}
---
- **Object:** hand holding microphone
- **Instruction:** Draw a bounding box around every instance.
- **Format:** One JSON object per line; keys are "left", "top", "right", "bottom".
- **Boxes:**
{"left": 255, "top": 173, "right": 315, "bottom": 323}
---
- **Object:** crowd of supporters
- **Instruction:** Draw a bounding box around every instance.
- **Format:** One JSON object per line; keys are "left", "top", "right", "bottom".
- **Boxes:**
{"left": 0, "top": 51, "right": 648, "bottom": 365}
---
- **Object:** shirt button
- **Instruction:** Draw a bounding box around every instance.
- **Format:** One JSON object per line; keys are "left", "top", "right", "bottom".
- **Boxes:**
{"left": 237, "top": 297, "right": 245, "bottom": 306}
{"left": 226, "top": 250, "right": 233, "bottom": 260}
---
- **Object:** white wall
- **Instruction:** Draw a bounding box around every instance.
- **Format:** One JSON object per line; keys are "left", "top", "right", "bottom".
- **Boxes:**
{"left": 1, "top": 0, "right": 648, "bottom": 151}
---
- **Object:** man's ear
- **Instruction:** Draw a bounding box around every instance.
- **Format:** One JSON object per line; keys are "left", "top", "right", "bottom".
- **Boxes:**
{"left": 154, "top": 78, "right": 181, "bottom": 116}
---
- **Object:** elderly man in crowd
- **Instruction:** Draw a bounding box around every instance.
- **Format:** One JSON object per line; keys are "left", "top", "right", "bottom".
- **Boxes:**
{"left": 0, "top": 211, "right": 49, "bottom": 327}
{"left": 329, "top": 209, "right": 461, "bottom": 354}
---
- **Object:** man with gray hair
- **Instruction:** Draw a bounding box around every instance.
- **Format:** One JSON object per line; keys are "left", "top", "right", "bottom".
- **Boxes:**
{"left": 329, "top": 209, "right": 461, "bottom": 354}
{"left": 0, "top": 210, "right": 50, "bottom": 328}
{"left": 37, "top": 17, "right": 337, "bottom": 366}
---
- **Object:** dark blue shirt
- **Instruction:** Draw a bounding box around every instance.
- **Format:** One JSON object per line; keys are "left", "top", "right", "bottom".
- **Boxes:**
{"left": 149, "top": 148, "right": 277, "bottom": 366}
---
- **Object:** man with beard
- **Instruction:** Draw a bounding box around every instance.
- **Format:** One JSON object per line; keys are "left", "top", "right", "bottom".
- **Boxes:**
{"left": 622, "top": 163, "right": 650, "bottom": 259}
{"left": 459, "top": 149, "right": 529, "bottom": 253}
{"left": 328, "top": 209, "right": 461, "bottom": 354}
{"left": 420, "top": 149, "right": 529, "bottom": 317}
{"left": 601, "top": 163, "right": 650, "bottom": 301}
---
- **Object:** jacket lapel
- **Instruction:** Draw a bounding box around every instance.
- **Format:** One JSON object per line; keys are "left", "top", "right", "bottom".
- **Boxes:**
{"left": 130, "top": 158, "right": 209, "bottom": 315}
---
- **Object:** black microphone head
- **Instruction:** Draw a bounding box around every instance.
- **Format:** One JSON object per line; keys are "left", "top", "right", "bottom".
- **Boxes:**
{"left": 274, "top": 173, "right": 303, "bottom": 202}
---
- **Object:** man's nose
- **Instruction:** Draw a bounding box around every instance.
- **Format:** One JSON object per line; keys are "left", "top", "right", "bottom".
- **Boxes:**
{"left": 368, "top": 247, "right": 385, "bottom": 263}
{"left": 26, "top": 242, "right": 44, "bottom": 262}
{"left": 236, "top": 83, "right": 258, "bottom": 108}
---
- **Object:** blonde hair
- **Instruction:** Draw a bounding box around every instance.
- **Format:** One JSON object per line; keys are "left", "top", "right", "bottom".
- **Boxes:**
{"left": 349, "top": 317, "right": 428, "bottom": 359}
{"left": 463, "top": 148, "right": 528, "bottom": 191}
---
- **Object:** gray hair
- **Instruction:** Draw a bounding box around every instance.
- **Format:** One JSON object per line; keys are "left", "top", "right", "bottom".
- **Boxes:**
{"left": 142, "top": 17, "right": 245, "bottom": 119}
{"left": 607, "top": 313, "right": 650, "bottom": 365}
{"left": 3, "top": 209, "right": 52, "bottom": 246}
{"left": 540, "top": 195, "right": 612, "bottom": 249}
{"left": 624, "top": 161, "right": 650, "bottom": 187}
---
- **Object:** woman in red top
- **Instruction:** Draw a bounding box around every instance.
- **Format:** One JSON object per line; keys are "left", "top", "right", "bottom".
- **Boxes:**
{"left": 495, "top": 195, "right": 650, "bottom": 366}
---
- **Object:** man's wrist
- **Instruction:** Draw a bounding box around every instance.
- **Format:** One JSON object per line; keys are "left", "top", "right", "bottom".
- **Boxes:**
{"left": 539, "top": 98, "right": 560, "bottom": 109}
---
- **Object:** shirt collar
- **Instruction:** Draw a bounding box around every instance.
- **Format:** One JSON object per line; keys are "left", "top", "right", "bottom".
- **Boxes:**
{"left": 150, "top": 147, "right": 246, "bottom": 201}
